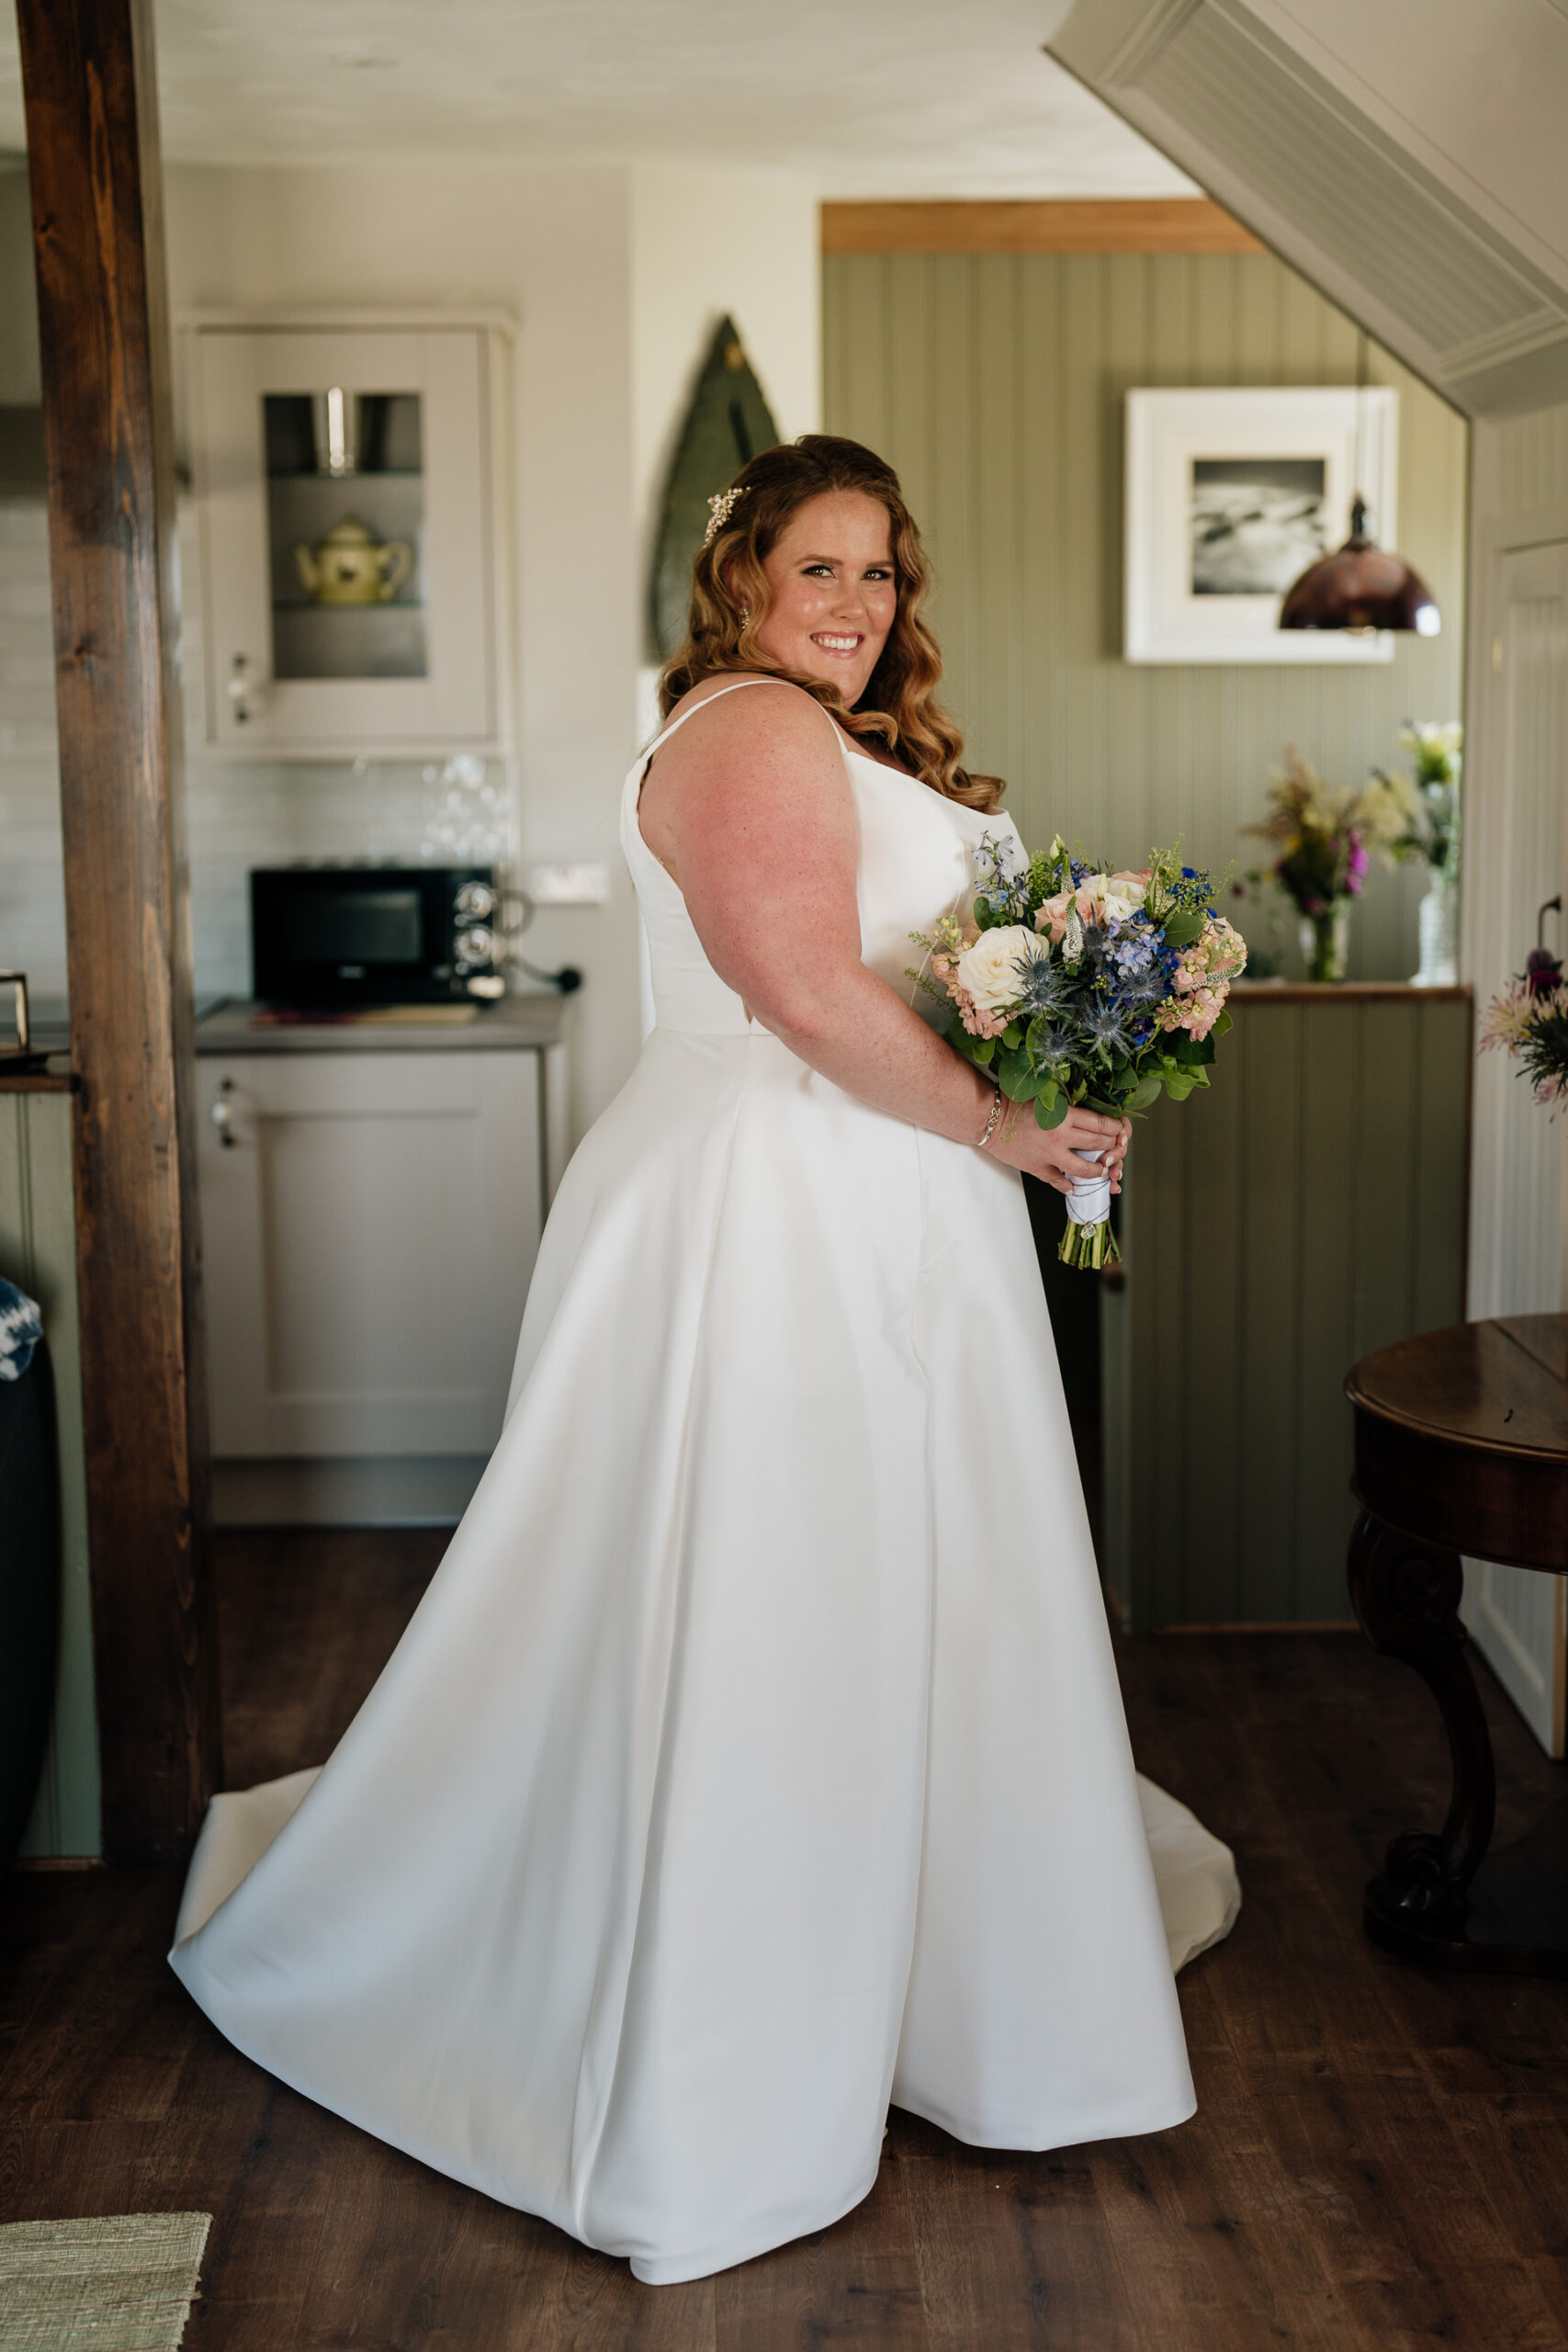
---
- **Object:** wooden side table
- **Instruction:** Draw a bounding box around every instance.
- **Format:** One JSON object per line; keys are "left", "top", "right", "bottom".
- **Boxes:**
{"left": 1346, "top": 1315, "right": 1568, "bottom": 1973}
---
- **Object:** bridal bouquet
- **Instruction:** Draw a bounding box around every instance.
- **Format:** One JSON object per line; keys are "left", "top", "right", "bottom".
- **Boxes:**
{"left": 914, "top": 836, "right": 1247, "bottom": 1268}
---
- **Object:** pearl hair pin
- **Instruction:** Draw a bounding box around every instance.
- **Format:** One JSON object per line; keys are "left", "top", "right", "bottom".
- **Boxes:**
{"left": 704, "top": 485, "right": 747, "bottom": 546}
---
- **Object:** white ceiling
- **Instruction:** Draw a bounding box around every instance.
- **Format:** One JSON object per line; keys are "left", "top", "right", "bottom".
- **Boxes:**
{"left": 0, "top": 0, "right": 1195, "bottom": 197}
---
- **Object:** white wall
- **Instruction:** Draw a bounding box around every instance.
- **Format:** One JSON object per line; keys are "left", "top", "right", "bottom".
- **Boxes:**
{"left": 628, "top": 163, "right": 821, "bottom": 748}
{"left": 1463, "top": 394, "right": 1568, "bottom": 1322}
{"left": 1457, "top": 392, "right": 1568, "bottom": 1755}
{"left": 0, "top": 157, "right": 821, "bottom": 1136}
{"left": 629, "top": 164, "right": 821, "bottom": 628}
{"left": 164, "top": 160, "right": 645, "bottom": 1136}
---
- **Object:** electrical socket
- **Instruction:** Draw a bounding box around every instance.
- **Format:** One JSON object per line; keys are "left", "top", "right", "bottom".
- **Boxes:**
{"left": 527, "top": 862, "right": 611, "bottom": 907}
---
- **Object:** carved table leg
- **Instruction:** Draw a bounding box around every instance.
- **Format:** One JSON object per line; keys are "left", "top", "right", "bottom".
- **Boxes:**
{"left": 1348, "top": 1508, "right": 1496, "bottom": 1952}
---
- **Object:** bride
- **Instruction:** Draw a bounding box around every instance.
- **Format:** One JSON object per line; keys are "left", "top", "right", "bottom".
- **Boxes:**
{"left": 171, "top": 433, "right": 1239, "bottom": 2286}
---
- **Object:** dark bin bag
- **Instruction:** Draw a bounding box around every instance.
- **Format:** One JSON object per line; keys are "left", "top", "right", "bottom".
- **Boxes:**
{"left": 0, "top": 1276, "right": 59, "bottom": 1869}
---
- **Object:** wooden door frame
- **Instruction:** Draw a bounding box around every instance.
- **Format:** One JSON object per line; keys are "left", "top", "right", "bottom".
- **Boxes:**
{"left": 18, "top": 0, "right": 220, "bottom": 1860}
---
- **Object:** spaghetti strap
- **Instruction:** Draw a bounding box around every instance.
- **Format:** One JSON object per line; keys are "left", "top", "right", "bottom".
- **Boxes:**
{"left": 639, "top": 675, "right": 834, "bottom": 769}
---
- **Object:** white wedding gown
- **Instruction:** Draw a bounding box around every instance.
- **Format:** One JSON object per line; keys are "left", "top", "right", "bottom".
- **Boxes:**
{"left": 172, "top": 680, "right": 1239, "bottom": 2285}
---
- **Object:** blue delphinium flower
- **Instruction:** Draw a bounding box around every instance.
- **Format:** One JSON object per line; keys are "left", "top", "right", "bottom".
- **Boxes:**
{"left": 974, "top": 833, "right": 1032, "bottom": 925}
{"left": 1104, "top": 913, "right": 1160, "bottom": 977}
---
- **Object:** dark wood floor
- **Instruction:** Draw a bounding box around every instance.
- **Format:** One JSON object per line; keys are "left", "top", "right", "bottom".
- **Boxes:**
{"left": 7, "top": 1532, "right": 1568, "bottom": 2349}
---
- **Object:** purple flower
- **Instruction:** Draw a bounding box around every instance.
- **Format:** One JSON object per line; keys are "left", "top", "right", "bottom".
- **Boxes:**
{"left": 1527, "top": 947, "right": 1564, "bottom": 997}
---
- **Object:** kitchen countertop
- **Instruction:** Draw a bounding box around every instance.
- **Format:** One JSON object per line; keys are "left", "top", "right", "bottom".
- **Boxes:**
{"left": 195, "top": 994, "right": 570, "bottom": 1054}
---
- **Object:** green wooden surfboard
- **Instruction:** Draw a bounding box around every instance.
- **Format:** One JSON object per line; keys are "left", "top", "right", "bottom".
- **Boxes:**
{"left": 649, "top": 314, "right": 780, "bottom": 661}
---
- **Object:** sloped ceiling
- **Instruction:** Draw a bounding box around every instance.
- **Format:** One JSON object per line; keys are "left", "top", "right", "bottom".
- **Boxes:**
{"left": 1049, "top": 0, "right": 1568, "bottom": 415}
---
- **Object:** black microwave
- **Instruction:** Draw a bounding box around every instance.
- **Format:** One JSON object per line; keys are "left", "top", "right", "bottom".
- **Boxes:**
{"left": 250, "top": 865, "right": 502, "bottom": 1009}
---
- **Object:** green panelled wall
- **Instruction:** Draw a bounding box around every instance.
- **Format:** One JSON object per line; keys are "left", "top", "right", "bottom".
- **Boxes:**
{"left": 1100, "top": 989, "right": 1471, "bottom": 1629}
{"left": 823, "top": 249, "right": 1468, "bottom": 980}
{"left": 0, "top": 1090, "right": 99, "bottom": 1858}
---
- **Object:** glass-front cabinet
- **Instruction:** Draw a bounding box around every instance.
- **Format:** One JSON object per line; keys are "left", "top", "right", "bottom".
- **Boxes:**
{"left": 188, "top": 320, "right": 509, "bottom": 754}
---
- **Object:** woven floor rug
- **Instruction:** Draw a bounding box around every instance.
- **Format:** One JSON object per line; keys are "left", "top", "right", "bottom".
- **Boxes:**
{"left": 0, "top": 2213, "right": 212, "bottom": 2352}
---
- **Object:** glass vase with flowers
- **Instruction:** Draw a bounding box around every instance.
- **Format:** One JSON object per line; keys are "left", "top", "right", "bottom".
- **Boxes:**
{"left": 1371, "top": 721, "right": 1462, "bottom": 987}
{"left": 1245, "top": 750, "right": 1404, "bottom": 983}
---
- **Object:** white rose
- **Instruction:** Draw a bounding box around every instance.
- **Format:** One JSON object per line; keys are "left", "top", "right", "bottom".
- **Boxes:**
{"left": 1083, "top": 872, "right": 1144, "bottom": 922}
{"left": 953, "top": 924, "right": 1045, "bottom": 1013}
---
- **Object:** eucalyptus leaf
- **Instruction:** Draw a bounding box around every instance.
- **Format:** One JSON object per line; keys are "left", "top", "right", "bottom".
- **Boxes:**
{"left": 1162, "top": 907, "right": 1205, "bottom": 948}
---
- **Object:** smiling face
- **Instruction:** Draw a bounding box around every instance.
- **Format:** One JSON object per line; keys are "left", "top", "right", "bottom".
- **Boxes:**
{"left": 747, "top": 490, "right": 899, "bottom": 704}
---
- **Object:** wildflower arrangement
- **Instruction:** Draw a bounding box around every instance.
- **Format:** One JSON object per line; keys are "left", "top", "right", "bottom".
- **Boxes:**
{"left": 1481, "top": 936, "right": 1568, "bottom": 1113}
{"left": 914, "top": 835, "right": 1247, "bottom": 1268}
{"left": 1376, "top": 720, "right": 1462, "bottom": 876}
{"left": 1245, "top": 749, "right": 1405, "bottom": 981}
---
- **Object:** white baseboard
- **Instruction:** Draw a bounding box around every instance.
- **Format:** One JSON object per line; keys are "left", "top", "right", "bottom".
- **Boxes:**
{"left": 213, "top": 1455, "right": 487, "bottom": 1528}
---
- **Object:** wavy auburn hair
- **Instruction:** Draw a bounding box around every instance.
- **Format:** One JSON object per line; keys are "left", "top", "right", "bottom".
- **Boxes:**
{"left": 660, "top": 434, "right": 1004, "bottom": 813}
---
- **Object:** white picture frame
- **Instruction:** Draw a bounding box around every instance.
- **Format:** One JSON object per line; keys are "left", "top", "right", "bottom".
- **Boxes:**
{"left": 1124, "top": 387, "right": 1399, "bottom": 664}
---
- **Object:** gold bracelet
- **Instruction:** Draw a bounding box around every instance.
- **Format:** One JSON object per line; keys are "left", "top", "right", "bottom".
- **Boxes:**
{"left": 977, "top": 1091, "right": 1007, "bottom": 1151}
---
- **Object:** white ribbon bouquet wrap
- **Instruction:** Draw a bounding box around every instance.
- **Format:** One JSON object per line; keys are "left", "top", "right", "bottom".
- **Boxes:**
{"left": 1066, "top": 1148, "right": 1113, "bottom": 1236}
{"left": 913, "top": 834, "right": 1247, "bottom": 1270}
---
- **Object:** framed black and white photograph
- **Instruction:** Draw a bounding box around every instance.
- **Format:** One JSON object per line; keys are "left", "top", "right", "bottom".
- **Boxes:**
{"left": 1125, "top": 388, "right": 1398, "bottom": 663}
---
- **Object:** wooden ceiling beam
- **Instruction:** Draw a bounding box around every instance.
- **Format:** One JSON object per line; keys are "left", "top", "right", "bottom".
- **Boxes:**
{"left": 17, "top": 0, "right": 220, "bottom": 1861}
{"left": 821, "top": 198, "right": 1265, "bottom": 256}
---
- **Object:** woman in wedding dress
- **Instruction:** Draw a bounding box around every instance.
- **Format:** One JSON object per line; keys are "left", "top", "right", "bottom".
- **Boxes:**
{"left": 172, "top": 434, "right": 1239, "bottom": 2285}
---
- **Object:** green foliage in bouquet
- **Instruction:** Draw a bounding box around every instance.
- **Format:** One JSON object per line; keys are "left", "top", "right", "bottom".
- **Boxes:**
{"left": 912, "top": 836, "right": 1248, "bottom": 1267}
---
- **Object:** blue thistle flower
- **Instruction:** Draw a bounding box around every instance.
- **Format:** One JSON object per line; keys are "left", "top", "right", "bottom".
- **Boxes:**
{"left": 1080, "top": 996, "right": 1134, "bottom": 1059}
{"left": 1015, "top": 953, "right": 1074, "bottom": 1017}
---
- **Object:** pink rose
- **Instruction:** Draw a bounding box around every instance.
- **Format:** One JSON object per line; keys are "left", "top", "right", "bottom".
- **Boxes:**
{"left": 1035, "top": 891, "right": 1072, "bottom": 944}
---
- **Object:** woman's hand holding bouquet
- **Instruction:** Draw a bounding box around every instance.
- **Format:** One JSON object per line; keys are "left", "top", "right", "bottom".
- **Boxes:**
{"left": 915, "top": 836, "right": 1247, "bottom": 1268}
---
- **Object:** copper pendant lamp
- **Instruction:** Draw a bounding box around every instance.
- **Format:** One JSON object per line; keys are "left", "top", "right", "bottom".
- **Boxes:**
{"left": 1279, "top": 493, "right": 1440, "bottom": 636}
{"left": 1279, "top": 336, "right": 1440, "bottom": 638}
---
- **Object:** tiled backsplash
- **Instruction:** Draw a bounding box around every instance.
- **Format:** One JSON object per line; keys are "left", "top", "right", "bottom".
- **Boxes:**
{"left": 186, "top": 758, "right": 457, "bottom": 1000}
{"left": 0, "top": 493, "right": 514, "bottom": 1007}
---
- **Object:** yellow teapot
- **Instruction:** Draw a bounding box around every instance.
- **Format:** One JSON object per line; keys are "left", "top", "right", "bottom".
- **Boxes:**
{"left": 294, "top": 515, "right": 414, "bottom": 606}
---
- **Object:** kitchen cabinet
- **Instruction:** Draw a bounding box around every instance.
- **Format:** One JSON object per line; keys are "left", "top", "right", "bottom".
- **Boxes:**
{"left": 197, "top": 1002, "right": 566, "bottom": 1521}
{"left": 186, "top": 315, "right": 511, "bottom": 757}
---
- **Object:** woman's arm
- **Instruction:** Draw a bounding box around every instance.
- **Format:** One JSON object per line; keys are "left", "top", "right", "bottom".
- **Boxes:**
{"left": 638, "top": 682, "right": 1128, "bottom": 1196}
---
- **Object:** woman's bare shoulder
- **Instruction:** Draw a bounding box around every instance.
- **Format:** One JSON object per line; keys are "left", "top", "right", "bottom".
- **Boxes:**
{"left": 663, "top": 673, "right": 837, "bottom": 751}
{"left": 649, "top": 677, "right": 846, "bottom": 795}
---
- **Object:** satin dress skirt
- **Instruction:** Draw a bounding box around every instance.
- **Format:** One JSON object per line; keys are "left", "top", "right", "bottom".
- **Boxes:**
{"left": 171, "top": 1025, "right": 1237, "bottom": 2284}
